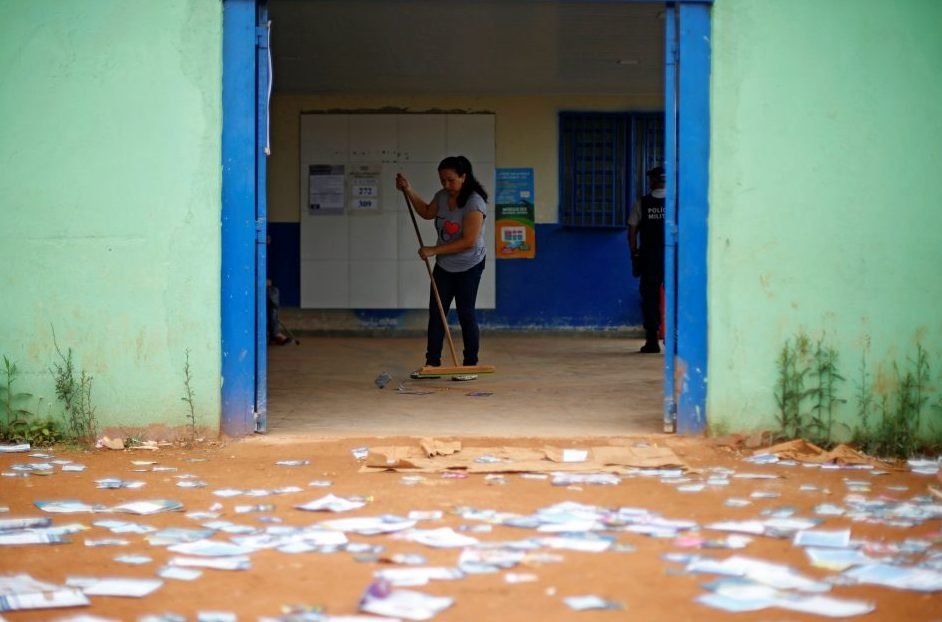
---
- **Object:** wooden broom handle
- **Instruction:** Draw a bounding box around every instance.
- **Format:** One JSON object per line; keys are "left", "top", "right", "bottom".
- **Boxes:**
{"left": 401, "top": 188, "right": 460, "bottom": 367}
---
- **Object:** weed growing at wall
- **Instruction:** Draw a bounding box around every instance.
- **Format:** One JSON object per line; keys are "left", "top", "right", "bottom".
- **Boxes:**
{"left": 50, "top": 330, "right": 97, "bottom": 445}
{"left": 853, "top": 344, "right": 935, "bottom": 459}
{"left": 773, "top": 332, "right": 845, "bottom": 446}
{"left": 809, "top": 337, "right": 846, "bottom": 443}
{"left": 181, "top": 348, "right": 197, "bottom": 446}
{"left": 775, "top": 332, "right": 941, "bottom": 458}
{"left": 1, "top": 356, "right": 32, "bottom": 434}
{"left": 0, "top": 355, "right": 65, "bottom": 446}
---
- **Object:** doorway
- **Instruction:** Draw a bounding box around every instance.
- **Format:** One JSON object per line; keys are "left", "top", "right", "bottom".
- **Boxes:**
{"left": 222, "top": 0, "right": 711, "bottom": 437}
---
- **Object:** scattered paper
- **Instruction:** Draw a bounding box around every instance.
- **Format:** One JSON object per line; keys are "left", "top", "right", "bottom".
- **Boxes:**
{"left": 0, "top": 444, "right": 31, "bottom": 453}
{"left": 0, "top": 574, "right": 89, "bottom": 611}
{"left": 843, "top": 563, "right": 942, "bottom": 591}
{"left": 69, "top": 577, "right": 163, "bottom": 598}
{"left": 793, "top": 528, "right": 851, "bottom": 548}
{"left": 563, "top": 595, "right": 623, "bottom": 611}
{"left": 804, "top": 547, "right": 872, "bottom": 571}
{"left": 374, "top": 567, "right": 463, "bottom": 586}
{"left": 295, "top": 494, "right": 366, "bottom": 513}
{"left": 400, "top": 527, "right": 478, "bottom": 549}
{"left": 168, "top": 556, "right": 251, "bottom": 571}
{"left": 359, "top": 580, "right": 454, "bottom": 621}
{"left": 111, "top": 500, "right": 184, "bottom": 515}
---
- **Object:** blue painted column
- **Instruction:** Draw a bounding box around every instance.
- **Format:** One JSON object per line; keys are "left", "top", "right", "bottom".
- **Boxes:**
{"left": 254, "top": 3, "right": 270, "bottom": 433}
{"left": 662, "top": 4, "right": 679, "bottom": 433}
{"left": 221, "top": 0, "right": 257, "bottom": 436}
{"left": 676, "top": 1, "right": 711, "bottom": 433}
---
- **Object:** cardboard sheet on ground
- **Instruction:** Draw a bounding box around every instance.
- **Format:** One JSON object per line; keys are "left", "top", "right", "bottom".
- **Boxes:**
{"left": 361, "top": 440, "right": 686, "bottom": 473}
{"left": 754, "top": 439, "right": 897, "bottom": 469}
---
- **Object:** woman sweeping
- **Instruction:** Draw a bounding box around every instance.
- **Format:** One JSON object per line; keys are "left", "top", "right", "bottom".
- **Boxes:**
{"left": 395, "top": 155, "right": 488, "bottom": 380}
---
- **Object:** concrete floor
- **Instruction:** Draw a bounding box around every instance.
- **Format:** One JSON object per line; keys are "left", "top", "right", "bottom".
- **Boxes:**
{"left": 265, "top": 334, "right": 664, "bottom": 438}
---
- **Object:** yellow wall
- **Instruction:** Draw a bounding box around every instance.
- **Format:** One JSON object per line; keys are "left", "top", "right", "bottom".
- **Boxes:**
{"left": 268, "top": 94, "right": 662, "bottom": 224}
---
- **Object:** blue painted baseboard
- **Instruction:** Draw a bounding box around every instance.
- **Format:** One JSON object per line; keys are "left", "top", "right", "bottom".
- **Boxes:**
{"left": 267, "top": 222, "right": 642, "bottom": 329}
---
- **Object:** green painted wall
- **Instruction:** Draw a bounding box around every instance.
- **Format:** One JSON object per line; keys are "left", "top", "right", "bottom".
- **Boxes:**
{"left": 708, "top": 0, "right": 942, "bottom": 437}
{"left": 0, "top": 1, "right": 223, "bottom": 435}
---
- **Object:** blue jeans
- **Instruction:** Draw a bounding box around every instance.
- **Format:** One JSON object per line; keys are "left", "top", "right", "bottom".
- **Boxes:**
{"left": 426, "top": 259, "right": 485, "bottom": 367}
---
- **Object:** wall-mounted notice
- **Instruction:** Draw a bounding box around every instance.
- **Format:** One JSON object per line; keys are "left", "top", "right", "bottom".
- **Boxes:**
{"left": 308, "top": 164, "right": 345, "bottom": 214}
{"left": 349, "top": 164, "right": 381, "bottom": 211}
{"left": 495, "top": 168, "right": 535, "bottom": 259}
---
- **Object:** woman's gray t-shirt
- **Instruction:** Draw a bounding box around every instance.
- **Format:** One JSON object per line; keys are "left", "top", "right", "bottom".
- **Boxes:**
{"left": 431, "top": 190, "right": 487, "bottom": 272}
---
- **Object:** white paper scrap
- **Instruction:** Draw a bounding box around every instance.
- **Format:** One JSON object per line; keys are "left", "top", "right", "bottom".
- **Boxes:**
{"left": 168, "top": 540, "right": 252, "bottom": 557}
{"left": 402, "top": 527, "right": 478, "bottom": 549}
{"left": 0, "top": 532, "right": 69, "bottom": 545}
{"left": 374, "top": 567, "right": 463, "bottom": 586}
{"left": 168, "top": 556, "right": 251, "bottom": 571}
{"left": 157, "top": 566, "right": 203, "bottom": 581}
{"left": 110, "top": 500, "right": 183, "bottom": 515}
{"left": 687, "top": 555, "right": 830, "bottom": 592}
{"left": 561, "top": 449, "right": 589, "bottom": 463}
{"left": 360, "top": 587, "right": 453, "bottom": 621}
{"left": 563, "top": 595, "right": 622, "bottom": 611}
{"left": 804, "top": 547, "right": 872, "bottom": 571}
{"left": 320, "top": 517, "right": 416, "bottom": 535}
{"left": 295, "top": 494, "right": 366, "bottom": 513}
{"left": 0, "top": 444, "right": 30, "bottom": 453}
{"left": 76, "top": 577, "right": 163, "bottom": 598}
{"left": 793, "top": 529, "right": 851, "bottom": 548}
{"left": 34, "top": 500, "right": 103, "bottom": 514}
{"left": 844, "top": 563, "right": 942, "bottom": 591}
{"left": 0, "top": 574, "right": 89, "bottom": 611}
{"left": 541, "top": 536, "right": 612, "bottom": 553}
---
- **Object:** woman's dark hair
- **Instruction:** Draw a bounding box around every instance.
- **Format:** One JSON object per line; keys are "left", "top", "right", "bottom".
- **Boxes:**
{"left": 439, "top": 155, "right": 488, "bottom": 207}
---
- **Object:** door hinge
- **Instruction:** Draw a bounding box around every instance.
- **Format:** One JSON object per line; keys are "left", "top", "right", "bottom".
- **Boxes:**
{"left": 255, "top": 219, "right": 266, "bottom": 243}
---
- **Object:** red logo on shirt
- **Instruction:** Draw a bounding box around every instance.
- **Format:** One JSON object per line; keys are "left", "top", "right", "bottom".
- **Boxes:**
{"left": 443, "top": 221, "right": 460, "bottom": 236}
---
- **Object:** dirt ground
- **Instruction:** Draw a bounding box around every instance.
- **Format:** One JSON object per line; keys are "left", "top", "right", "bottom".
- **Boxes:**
{"left": 1, "top": 435, "right": 940, "bottom": 621}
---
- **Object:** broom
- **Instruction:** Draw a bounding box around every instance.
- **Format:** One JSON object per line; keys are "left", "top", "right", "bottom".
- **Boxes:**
{"left": 401, "top": 188, "right": 495, "bottom": 378}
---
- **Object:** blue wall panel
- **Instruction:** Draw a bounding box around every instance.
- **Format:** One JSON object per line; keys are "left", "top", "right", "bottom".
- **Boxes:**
{"left": 483, "top": 225, "right": 640, "bottom": 329}
{"left": 270, "top": 223, "right": 642, "bottom": 329}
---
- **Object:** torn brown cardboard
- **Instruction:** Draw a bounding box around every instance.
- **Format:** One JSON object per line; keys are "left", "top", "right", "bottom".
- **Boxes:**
{"left": 756, "top": 439, "right": 898, "bottom": 469}
{"left": 420, "top": 438, "right": 462, "bottom": 458}
{"left": 362, "top": 442, "right": 686, "bottom": 474}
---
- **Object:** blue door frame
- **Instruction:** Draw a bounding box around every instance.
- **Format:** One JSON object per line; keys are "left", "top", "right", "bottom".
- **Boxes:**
{"left": 220, "top": 0, "right": 711, "bottom": 436}
{"left": 221, "top": 0, "right": 269, "bottom": 436}
{"left": 663, "top": 0, "right": 711, "bottom": 434}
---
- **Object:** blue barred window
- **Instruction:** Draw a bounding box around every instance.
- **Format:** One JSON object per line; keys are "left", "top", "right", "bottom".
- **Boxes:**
{"left": 559, "top": 112, "right": 663, "bottom": 228}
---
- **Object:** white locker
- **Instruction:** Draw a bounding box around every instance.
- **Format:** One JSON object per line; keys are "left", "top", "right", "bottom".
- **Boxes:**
{"left": 299, "top": 113, "right": 496, "bottom": 310}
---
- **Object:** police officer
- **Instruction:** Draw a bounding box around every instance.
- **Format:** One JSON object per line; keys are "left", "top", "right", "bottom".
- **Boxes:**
{"left": 627, "top": 166, "right": 665, "bottom": 354}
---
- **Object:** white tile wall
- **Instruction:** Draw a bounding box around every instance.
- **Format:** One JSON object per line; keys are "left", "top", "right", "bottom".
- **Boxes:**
{"left": 300, "top": 113, "right": 496, "bottom": 310}
{"left": 299, "top": 213, "right": 348, "bottom": 261}
{"left": 349, "top": 212, "right": 398, "bottom": 261}
{"left": 300, "top": 259, "right": 349, "bottom": 308}
{"left": 348, "top": 115, "right": 398, "bottom": 163}
{"left": 398, "top": 114, "right": 446, "bottom": 163}
{"left": 350, "top": 260, "right": 399, "bottom": 308}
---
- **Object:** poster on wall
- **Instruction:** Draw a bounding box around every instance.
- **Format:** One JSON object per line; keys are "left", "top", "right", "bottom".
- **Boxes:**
{"left": 348, "top": 164, "right": 381, "bottom": 211}
{"left": 495, "top": 168, "right": 535, "bottom": 259}
{"left": 308, "top": 164, "right": 345, "bottom": 214}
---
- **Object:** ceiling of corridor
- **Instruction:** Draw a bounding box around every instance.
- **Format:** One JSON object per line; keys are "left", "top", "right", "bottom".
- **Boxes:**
{"left": 269, "top": 0, "right": 666, "bottom": 96}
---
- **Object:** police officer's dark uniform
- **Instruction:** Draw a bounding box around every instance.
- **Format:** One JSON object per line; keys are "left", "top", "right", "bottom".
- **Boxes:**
{"left": 627, "top": 167, "right": 665, "bottom": 353}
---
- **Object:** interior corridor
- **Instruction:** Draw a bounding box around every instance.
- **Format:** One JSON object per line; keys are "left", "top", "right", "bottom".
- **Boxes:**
{"left": 265, "top": 334, "right": 664, "bottom": 438}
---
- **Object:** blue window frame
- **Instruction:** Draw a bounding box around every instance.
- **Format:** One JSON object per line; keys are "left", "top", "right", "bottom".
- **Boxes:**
{"left": 559, "top": 112, "right": 663, "bottom": 228}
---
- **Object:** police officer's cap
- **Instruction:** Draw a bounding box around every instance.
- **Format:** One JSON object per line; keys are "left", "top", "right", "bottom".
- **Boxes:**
{"left": 646, "top": 166, "right": 665, "bottom": 179}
